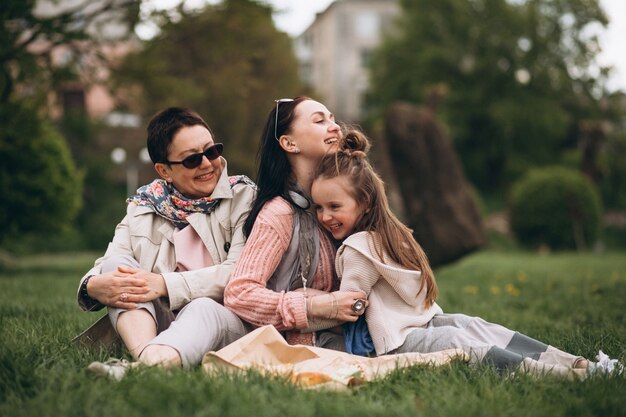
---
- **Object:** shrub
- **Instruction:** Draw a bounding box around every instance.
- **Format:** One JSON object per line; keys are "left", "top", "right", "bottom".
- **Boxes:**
{"left": 599, "top": 135, "right": 626, "bottom": 210}
{"left": 0, "top": 101, "right": 83, "bottom": 246}
{"left": 509, "top": 166, "right": 602, "bottom": 250}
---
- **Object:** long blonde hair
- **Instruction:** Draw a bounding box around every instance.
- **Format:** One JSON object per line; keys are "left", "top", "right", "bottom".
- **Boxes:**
{"left": 314, "top": 129, "right": 439, "bottom": 307}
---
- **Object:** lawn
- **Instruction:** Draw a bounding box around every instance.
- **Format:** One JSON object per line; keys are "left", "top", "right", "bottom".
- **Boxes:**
{"left": 1, "top": 250, "right": 625, "bottom": 417}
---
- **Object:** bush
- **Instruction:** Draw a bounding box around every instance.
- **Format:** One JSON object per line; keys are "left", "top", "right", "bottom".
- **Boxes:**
{"left": 0, "top": 101, "right": 83, "bottom": 247}
{"left": 509, "top": 166, "right": 602, "bottom": 250}
{"left": 599, "top": 135, "right": 626, "bottom": 210}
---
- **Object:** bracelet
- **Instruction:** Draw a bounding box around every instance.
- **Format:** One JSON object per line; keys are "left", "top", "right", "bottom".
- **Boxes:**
{"left": 329, "top": 293, "right": 338, "bottom": 320}
{"left": 80, "top": 275, "right": 93, "bottom": 299}
{"left": 79, "top": 275, "right": 102, "bottom": 311}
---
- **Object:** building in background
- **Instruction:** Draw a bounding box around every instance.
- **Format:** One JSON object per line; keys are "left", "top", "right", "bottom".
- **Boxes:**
{"left": 32, "top": 0, "right": 140, "bottom": 124}
{"left": 295, "top": 0, "right": 399, "bottom": 122}
{"left": 22, "top": 1, "right": 151, "bottom": 191}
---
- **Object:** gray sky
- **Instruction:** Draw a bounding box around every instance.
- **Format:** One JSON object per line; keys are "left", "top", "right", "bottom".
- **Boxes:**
{"left": 144, "top": 0, "right": 626, "bottom": 92}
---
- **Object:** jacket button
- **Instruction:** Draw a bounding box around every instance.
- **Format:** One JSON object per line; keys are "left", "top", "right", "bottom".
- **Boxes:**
{"left": 224, "top": 242, "right": 231, "bottom": 252}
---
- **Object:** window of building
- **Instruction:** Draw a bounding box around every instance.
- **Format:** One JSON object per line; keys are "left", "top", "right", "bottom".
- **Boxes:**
{"left": 360, "top": 48, "right": 373, "bottom": 68}
{"left": 62, "top": 88, "right": 86, "bottom": 114}
{"left": 354, "top": 12, "right": 380, "bottom": 38}
{"left": 300, "top": 63, "right": 313, "bottom": 87}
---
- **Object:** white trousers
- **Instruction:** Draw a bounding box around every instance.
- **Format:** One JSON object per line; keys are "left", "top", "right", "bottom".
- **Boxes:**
{"left": 103, "top": 255, "right": 247, "bottom": 368}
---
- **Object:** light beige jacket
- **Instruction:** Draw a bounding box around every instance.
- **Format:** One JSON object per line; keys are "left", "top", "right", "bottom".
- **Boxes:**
{"left": 77, "top": 161, "right": 256, "bottom": 312}
{"left": 337, "top": 231, "right": 443, "bottom": 355}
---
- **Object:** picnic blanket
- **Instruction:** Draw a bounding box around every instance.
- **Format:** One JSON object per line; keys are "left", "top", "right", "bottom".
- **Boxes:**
{"left": 202, "top": 325, "right": 467, "bottom": 389}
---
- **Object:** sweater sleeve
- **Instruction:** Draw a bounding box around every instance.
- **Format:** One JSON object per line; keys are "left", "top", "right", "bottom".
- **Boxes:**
{"left": 224, "top": 199, "right": 309, "bottom": 330}
{"left": 337, "top": 244, "right": 382, "bottom": 296}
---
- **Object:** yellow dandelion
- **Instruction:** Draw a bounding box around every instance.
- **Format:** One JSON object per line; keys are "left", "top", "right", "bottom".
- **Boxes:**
{"left": 490, "top": 286, "right": 501, "bottom": 295}
{"left": 517, "top": 271, "right": 528, "bottom": 282}
{"left": 463, "top": 285, "right": 479, "bottom": 295}
{"left": 505, "top": 283, "right": 521, "bottom": 297}
{"left": 569, "top": 286, "right": 578, "bottom": 294}
{"left": 610, "top": 272, "right": 619, "bottom": 283}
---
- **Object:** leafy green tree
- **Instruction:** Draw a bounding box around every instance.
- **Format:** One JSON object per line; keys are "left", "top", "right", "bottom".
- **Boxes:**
{"left": 0, "top": 101, "right": 82, "bottom": 245}
{"left": 59, "top": 111, "right": 129, "bottom": 251}
{"left": 115, "top": 0, "right": 302, "bottom": 177}
{"left": 367, "top": 0, "right": 609, "bottom": 190}
{"left": 0, "top": 0, "right": 139, "bottom": 250}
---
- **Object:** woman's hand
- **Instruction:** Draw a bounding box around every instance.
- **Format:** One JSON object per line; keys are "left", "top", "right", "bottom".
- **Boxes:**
{"left": 307, "top": 290, "right": 368, "bottom": 322}
{"left": 86, "top": 267, "right": 166, "bottom": 309}
{"left": 117, "top": 266, "right": 168, "bottom": 301}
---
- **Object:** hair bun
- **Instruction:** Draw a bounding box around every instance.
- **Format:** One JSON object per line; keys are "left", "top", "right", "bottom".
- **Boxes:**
{"left": 341, "top": 149, "right": 367, "bottom": 159}
{"left": 340, "top": 129, "right": 370, "bottom": 158}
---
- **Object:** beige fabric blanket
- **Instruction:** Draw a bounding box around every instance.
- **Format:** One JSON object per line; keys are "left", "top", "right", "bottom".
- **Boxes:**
{"left": 202, "top": 325, "right": 467, "bottom": 389}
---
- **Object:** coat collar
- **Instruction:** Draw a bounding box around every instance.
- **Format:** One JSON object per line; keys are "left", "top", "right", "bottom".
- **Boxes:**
{"left": 155, "top": 211, "right": 212, "bottom": 245}
{"left": 206, "top": 158, "right": 233, "bottom": 200}
{"left": 132, "top": 159, "right": 231, "bottom": 244}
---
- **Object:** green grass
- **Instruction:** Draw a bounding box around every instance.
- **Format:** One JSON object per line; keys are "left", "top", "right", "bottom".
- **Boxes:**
{"left": 1, "top": 250, "right": 625, "bottom": 417}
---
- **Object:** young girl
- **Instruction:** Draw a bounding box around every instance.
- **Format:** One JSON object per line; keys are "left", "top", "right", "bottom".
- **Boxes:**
{"left": 310, "top": 130, "right": 621, "bottom": 378}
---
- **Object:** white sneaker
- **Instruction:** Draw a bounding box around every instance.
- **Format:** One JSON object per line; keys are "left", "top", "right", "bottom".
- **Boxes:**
{"left": 87, "top": 358, "right": 136, "bottom": 381}
{"left": 590, "top": 351, "right": 624, "bottom": 375}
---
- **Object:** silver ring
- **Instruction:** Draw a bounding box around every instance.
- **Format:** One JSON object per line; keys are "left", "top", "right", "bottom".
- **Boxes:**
{"left": 120, "top": 292, "right": 128, "bottom": 302}
{"left": 351, "top": 299, "right": 366, "bottom": 314}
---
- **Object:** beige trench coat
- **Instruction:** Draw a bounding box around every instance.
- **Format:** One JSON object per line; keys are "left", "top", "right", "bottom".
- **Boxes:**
{"left": 74, "top": 161, "right": 255, "bottom": 347}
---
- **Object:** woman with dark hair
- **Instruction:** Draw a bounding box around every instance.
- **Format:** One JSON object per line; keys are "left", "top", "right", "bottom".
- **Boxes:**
{"left": 77, "top": 107, "right": 256, "bottom": 378}
{"left": 224, "top": 97, "right": 366, "bottom": 348}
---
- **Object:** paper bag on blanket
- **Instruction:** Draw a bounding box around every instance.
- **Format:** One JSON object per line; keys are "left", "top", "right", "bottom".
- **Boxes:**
{"left": 202, "top": 325, "right": 467, "bottom": 389}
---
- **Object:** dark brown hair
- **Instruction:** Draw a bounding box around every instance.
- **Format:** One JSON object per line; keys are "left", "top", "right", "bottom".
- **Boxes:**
{"left": 146, "top": 107, "right": 212, "bottom": 164}
{"left": 243, "top": 96, "right": 312, "bottom": 237}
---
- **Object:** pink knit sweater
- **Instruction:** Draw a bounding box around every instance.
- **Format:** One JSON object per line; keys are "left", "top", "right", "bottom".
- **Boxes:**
{"left": 224, "top": 197, "right": 337, "bottom": 331}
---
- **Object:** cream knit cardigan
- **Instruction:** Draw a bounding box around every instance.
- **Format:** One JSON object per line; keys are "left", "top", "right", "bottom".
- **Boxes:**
{"left": 337, "top": 231, "right": 443, "bottom": 355}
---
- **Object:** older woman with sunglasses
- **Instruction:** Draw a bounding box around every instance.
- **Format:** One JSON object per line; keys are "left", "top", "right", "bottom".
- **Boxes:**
{"left": 76, "top": 107, "right": 256, "bottom": 378}
{"left": 224, "top": 97, "right": 366, "bottom": 349}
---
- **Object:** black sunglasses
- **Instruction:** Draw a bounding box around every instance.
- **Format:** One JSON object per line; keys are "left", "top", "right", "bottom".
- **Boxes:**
{"left": 274, "top": 98, "right": 294, "bottom": 141}
{"left": 166, "top": 143, "right": 224, "bottom": 169}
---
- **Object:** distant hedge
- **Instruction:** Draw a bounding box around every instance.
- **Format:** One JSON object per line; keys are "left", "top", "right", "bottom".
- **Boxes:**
{"left": 510, "top": 166, "right": 602, "bottom": 250}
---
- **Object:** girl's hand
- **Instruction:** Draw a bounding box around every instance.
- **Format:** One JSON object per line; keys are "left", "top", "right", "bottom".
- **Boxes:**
{"left": 307, "top": 290, "right": 368, "bottom": 322}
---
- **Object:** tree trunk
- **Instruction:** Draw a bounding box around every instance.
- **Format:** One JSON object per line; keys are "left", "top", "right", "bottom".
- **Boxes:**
{"left": 382, "top": 101, "right": 486, "bottom": 266}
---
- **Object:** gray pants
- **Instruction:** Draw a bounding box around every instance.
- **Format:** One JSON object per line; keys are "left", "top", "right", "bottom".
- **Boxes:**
{"left": 103, "top": 255, "right": 248, "bottom": 368}
{"left": 392, "top": 313, "right": 583, "bottom": 373}
{"left": 316, "top": 330, "right": 346, "bottom": 351}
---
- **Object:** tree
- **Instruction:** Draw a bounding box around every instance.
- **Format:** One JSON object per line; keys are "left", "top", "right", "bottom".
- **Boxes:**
{"left": 367, "top": 0, "right": 609, "bottom": 191}
{"left": 0, "top": 101, "right": 82, "bottom": 245}
{"left": 0, "top": 0, "right": 139, "bottom": 250}
{"left": 115, "top": 0, "right": 303, "bottom": 177}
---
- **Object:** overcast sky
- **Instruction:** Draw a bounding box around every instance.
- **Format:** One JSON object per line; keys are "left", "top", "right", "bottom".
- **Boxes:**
{"left": 145, "top": 0, "right": 626, "bottom": 92}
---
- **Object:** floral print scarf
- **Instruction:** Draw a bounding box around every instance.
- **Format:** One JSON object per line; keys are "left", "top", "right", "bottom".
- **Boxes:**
{"left": 127, "top": 176, "right": 254, "bottom": 229}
